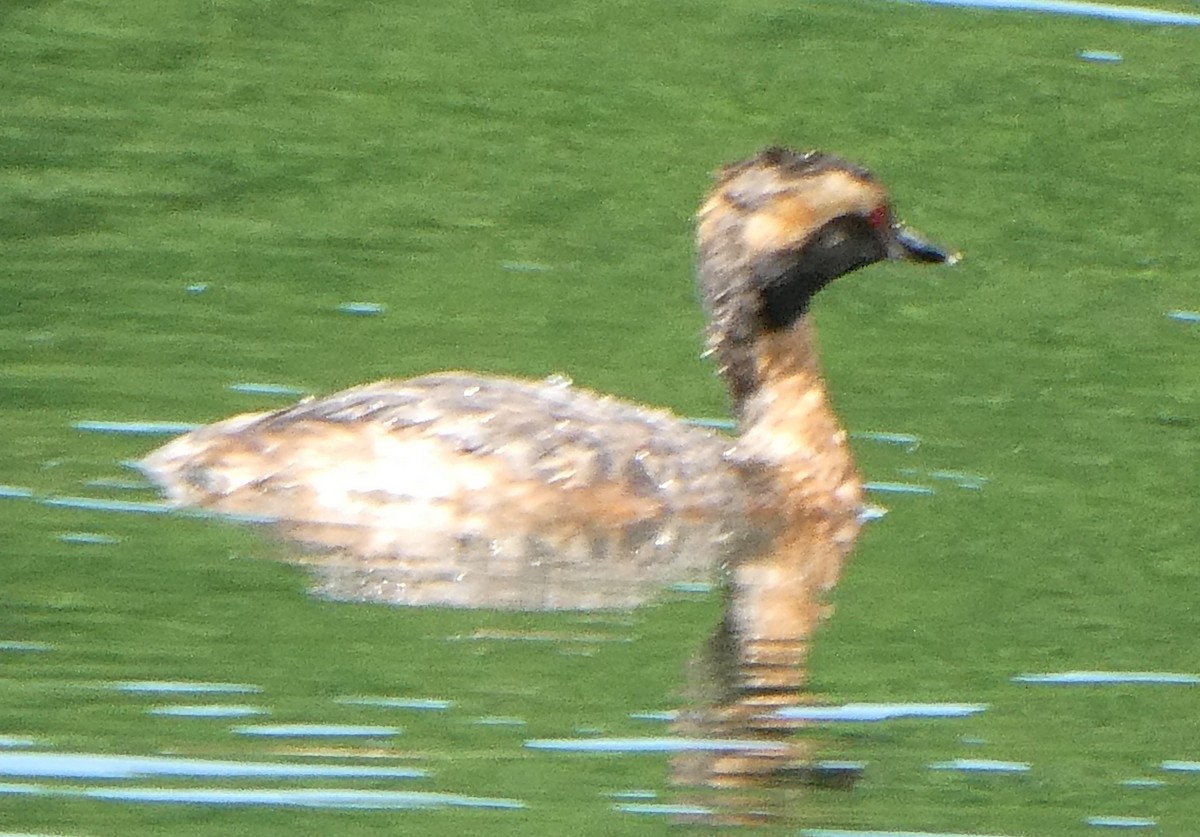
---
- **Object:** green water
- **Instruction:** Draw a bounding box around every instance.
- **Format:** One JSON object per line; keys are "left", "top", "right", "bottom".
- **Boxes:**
{"left": 3, "top": 0, "right": 1200, "bottom": 834}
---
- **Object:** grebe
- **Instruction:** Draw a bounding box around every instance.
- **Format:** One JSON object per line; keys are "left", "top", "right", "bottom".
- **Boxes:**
{"left": 140, "top": 147, "right": 956, "bottom": 606}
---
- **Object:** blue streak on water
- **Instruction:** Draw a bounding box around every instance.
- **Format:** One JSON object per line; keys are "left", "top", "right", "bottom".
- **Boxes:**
{"left": 472, "top": 717, "right": 527, "bottom": 727}
{"left": 801, "top": 825, "right": 1017, "bottom": 829}
{"left": 0, "top": 782, "right": 522, "bottom": 810}
{"left": 336, "top": 302, "right": 385, "bottom": 315}
{"left": 0, "top": 737, "right": 36, "bottom": 748}
{"left": 898, "top": 0, "right": 1200, "bottom": 25}
{"left": 1014, "top": 671, "right": 1200, "bottom": 685}
{"left": 1122, "top": 778, "right": 1165, "bottom": 788}
{"left": 1161, "top": 760, "right": 1200, "bottom": 772}
{"left": 0, "top": 782, "right": 39, "bottom": 796}
{"left": 685, "top": 417, "right": 736, "bottom": 431}
{"left": 228, "top": 382, "right": 307, "bottom": 396}
{"left": 667, "top": 581, "right": 713, "bottom": 594}
{"left": 147, "top": 705, "right": 268, "bottom": 718}
{"left": 864, "top": 482, "right": 936, "bottom": 496}
{"left": 614, "top": 802, "right": 715, "bottom": 816}
{"left": 929, "top": 758, "right": 1030, "bottom": 773}
{"left": 43, "top": 497, "right": 277, "bottom": 525}
{"left": 1083, "top": 816, "right": 1156, "bottom": 828}
{"left": 1079, "top": 50, "right": 1122, "bottom": 62}
{"left": 0, "top": 751, "right": 424, "bottom": 779}
{"left": 0, "top": 642, "right": 51, "bottom": 653}
{"left": 852, "top": 431, "right": 921, "bottom": 451}
{"left": 72, "top": 420, "right": 199, "bottom": 436}
{"left": 1167, "top": 310, "right": 1200, "bottom": 323}
{"left": 776, "top": 703, "right": 987, "bottom": 722}
{"left": 43, "top": 496, "right": 173, "bottom": 515}
{"left": 609, "top": 789, "right": 658, "bottom": 800}
{"left": 335, "top": 697, "right": 453, "bottom": 711}
{"left": 233, "top": 724, "right": 402, "bottom": 738}
{"left": 448, "top": 630, "right": 629, "bottom": 645}
{"left": 525, "top": 737, "right": 788, "bottom": 754}
{"left": 89, "top": 787, "right": 521, "bottom": 810}
{"left": 0, "top": 486, "right": 33, "bottom": 499}
{"left": 114, "top": 680, "right": 261, "bottom": 694}
{"left": 57, "top": 532, "right": 120, "bottom": 545}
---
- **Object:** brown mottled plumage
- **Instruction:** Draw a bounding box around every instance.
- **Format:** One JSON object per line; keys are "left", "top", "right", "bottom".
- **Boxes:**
{"left": 139, "top": 147, "right": 955, "bottom": 609}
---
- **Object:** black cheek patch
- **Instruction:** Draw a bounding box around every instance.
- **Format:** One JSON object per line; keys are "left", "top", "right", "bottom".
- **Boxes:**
{"left": 759, "top": 257, "right": 821, "bottom": 330}
{"left": 756, "top": 216, "right": 888, "bottom": 331}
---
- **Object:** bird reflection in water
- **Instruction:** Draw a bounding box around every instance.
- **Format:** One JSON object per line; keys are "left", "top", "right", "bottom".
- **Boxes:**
{"left": 140, "top": 148, "right": 957, "bottom": 808}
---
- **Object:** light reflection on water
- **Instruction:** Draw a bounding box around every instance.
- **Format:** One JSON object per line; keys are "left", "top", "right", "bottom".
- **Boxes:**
{"left": 1122, "top": 778, "right": 1165, "bottom": 788}
{"left": 146, "top": 705, "right": 268, "bottom": 718}
{"left": 71, "top": 420, "right": 201, "bottom": 436}
{"left": 1161, "top": 761, "right": 1200, "bottom": 773}
{"left": 775, "top": 704, "right": 987, "bottom": 722}
{"left": 42, "top": 496, "right": 173, "bottom": 515}
{"left": 897, "top": 0, "right": 1200, "bottom": 25}
{"left": 335, "top": 696, "right": 452, "bottom": 710}
{"left": 629, "top": 704, "right": 987, "bottom": 723}
{"left": 113, "top": 680, "right": 262, "bottom": 694}
{"left": 863, "top": 481, "right": 936, "bottom": 496}
{"left": 608, "top": 789, "right": 658, "bottom": 800}
{"left": 613, "top": 801, "right": 716, "bottom": 817}
{"left": 1081, "top": 816, "right": 1156, "bottom": 829}
{"left": 0, "top": 642, "right": 52, "bottom": 653}
{"left": 56, "top": 532, "right": 121, "bottom": 545}
{"left": 525, "top": 737, "right": 790, "bottom": 754}
{"left": 928, "top": 759, "right": 1031, "bottom": 774}
{"left": 0, "top": 750, "right": 424, "bottom": 779}
{"left": 228, "top": 382, "right": 308, "bottom": 397}
{"left": 232, "top": 724, "right": 402, "bottom": 738}
{"left": 0, "top": 782, "right": 523, "bottom": 811}
{"left": 1013, "top": 671, "right": 1200, "bottom": 685}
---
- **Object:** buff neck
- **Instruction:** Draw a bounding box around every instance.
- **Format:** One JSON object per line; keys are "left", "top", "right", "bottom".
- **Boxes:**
{"left": 726, "top": 319, "right": 864, "bottom": 543}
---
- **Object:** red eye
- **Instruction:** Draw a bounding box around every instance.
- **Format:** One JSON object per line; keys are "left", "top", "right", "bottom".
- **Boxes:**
{"left": 867, "top": 205, "right": 889, "bottom": 230}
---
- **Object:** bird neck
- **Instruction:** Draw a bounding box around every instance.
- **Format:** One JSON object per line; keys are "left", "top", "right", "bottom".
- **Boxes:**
{"left": 729, "top": 319, "right": 863, "bottom": 542}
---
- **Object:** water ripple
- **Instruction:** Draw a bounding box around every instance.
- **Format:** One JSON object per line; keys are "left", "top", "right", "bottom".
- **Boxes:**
{"left": 0, "top": 782, "right": 522, "bottom": 810}
{"left": 776, "top": 703, "right": 987, "bottom": 722}
{"left": 899, "top": 0, "right": 1200, "bottom": 26}
{"left": 113, "top": 680, "right": 261, "bottom": 694}
{"left": 335, "top": 697, "right": 452, "bottom": 711}
{"left": 0, "top": 751, "right": 423, "bottom": 779}
{"left": 71, "top": 421, "right": 200, "bottom": 436}
{"left": 232, "top": 724, "right": 402, "bottom": 738}
{"left": 146, "top": 705, "right": 268, "bottom": 718}
{"left": 1014, "top": 671, "right": 1199, "bottom": 685}
{"left": 525, "top": 737, "right": 788, "bottom": 753}
{"left": 929, "top": 759, "right": 1030, "bottom": 773}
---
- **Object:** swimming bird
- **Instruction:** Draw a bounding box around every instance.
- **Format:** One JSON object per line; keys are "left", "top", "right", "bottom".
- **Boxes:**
{"left": 139, "top": 147, "right": 956, "bottom": 605}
